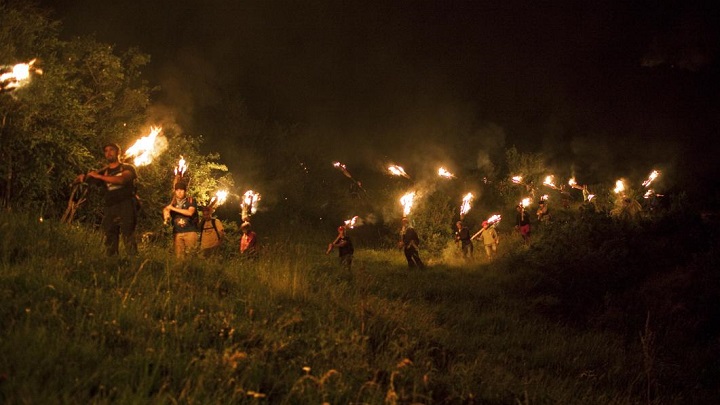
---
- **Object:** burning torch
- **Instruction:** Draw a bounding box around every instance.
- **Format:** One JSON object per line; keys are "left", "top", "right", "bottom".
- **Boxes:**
{"left": 1, "top": 59, "right": 43, "bottom": 93}
{"left": 438, "top": 167, "right": 456, "bottom": 179}
{"left": 241, "top": 190, "right": 261, "bottom": 221}
{"left": 459, "top": 192, "right": 474, "bottom": 220}
{"left": 388, "top": 165, "right": 411, "bottom": 179}
{"left": 400, "top": 191, "right": 416, "bottom": 217}
{"left": 333, "top": 161, "right": 366, "bottom": 195}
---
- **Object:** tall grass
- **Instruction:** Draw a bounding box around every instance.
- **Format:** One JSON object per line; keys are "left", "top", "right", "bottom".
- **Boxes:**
{"left": 0, "top": 212, "right": 716, "bottom": 403}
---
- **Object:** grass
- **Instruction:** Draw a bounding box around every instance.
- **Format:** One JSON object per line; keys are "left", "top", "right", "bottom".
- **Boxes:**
{"left": 0, "top": 213, "right": 716, "bottom": 404}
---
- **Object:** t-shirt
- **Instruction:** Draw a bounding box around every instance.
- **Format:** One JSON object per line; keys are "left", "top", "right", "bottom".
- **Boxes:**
{"left": 101, "top": 164, "right": 137, "bottom": 206}
{"left": 171, "top": 197, "right": 198, "bottom": 233}
{"left": 480, "top": 227, "right": 498, "bottom": 246}
{"left": 200, "top": 218, "right": 224, "bottom": 249}
{"left": 337, "top": 236, "right": 354, "bottom": 257}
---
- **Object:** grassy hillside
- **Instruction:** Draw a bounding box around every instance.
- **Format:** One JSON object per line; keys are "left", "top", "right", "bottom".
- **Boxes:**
{"left": 1, "top": 211, "right": 717, "bottom": 404}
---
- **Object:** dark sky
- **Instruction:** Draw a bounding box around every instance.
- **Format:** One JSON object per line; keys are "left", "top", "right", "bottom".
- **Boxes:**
{"left": 39, "top": 0, "right": 720, "bottom": 198}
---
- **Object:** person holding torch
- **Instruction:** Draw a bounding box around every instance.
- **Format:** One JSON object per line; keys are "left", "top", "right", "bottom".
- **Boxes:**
{"left": 400, "top": 217, "right": 425, "bottom": 269}
{"left": 75, "top": 143, "right": 138, "bottom": 257}
{"left": 163, "top": 181, "right": 199, "bottom": 259}
{"left": 326, "top": 225, "right": 354, "bottom": 272}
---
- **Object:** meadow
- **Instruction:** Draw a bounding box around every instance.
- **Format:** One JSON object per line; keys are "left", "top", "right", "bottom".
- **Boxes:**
{"left": 1, "top": 207, "right": 717, "bottom": 404}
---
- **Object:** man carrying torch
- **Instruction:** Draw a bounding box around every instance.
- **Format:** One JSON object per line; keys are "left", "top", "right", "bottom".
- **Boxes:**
{"left": 399, "top": 217, "right": 425, "bottom": 269}
{"left": 74, "top": 143, "right": 138, "bottom": 257}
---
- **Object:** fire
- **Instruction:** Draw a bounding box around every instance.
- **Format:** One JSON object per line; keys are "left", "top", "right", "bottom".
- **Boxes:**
{"left": 588, "top": 194, "right": 596, "bottom": 201}
{"left": 438, "top": 167, "right": 456, "bottom": 179}
{"left": 486, "top": 214, "right": 502, "bottom": 225}
{"left": 211, "top": 190, "right": 229, "bottom": 207}
{"left": 644, "top": 190, "right": 654, "bottom": 199}
{"left": 344, "top": 215, "right": 360, "bottom": 228}
{"left": 459, "top": 193, "right": 474, "bottom": 217}
{"left": 400, "top": 191, "right": 416, "bottom": 217}
{"left": 520, "top": 198, "right": 531, "bottom": 207}
{"left": 0, "top": 59, "right": 42, "bottom": 92}
{"left": 512, "top": 176, "right": 523, "bottom": 184}
{"left": 568, "top": 177, "right": 577, "bottom": 187}
{"left": 174, "top": 155, "right": 188, "bottom": 176}
{"left": 543, "top": 175, "right": 557, "bottom": 189}
{"left": 241, "top": 190, "right": 261, "bottom": 218}
{"left": 388, "top": 165, "right": 410, "bottom": 179}
{"left": 540, "top": 194, "right": 549, "bottom": 201}
{"left": 125, "top": 126, "right": 164, "bottom": 166}
{"left": 613, "top": 179, "right": 625, "bottom": 194}
{"left": 642, "top": 170, "right": 660, "bottom": 187}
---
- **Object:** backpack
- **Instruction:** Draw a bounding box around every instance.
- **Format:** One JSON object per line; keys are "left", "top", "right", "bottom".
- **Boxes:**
{"left": 198, "top": 218, "right": 222, "bottom": 243}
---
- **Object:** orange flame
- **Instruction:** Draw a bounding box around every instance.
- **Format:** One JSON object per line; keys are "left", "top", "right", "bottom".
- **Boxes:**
{"left": 568, "top": 177, "right": 577, "bottom": 187}
{"left": 520, "top": 197, "right": 531, "bottom": 207}
{"left": 1, "top": 59, "right": 42, "bottom": 91}
{"left": 211, "top": 190, "right": 229, "bottom": 207}
{"left": 642, "top": 170, "right": 660, "bottom": 187}
{"left": 344, "top": 215, "right": 360, "bottom": 228}
{"left": 613, "top": 179, "right": 625, "bottom": 194}
{"left": 460, "top": 192, "right": 474, "bottom": 217}
{"left": 511, "top": 176, "right": 523, "bottom": 184}
{"left": 241, "top": 190, "right": 261, "bottom": 218}
{"left": 174, "top": 155, "right": 188, "bottom": 176}
{"left": 400, "top": 191, "right": 415, "bottom": 216}
{"left": 486, "top": 214, "right": 502, "bottom": 225}
{"left": 543, "top": 175, "right": 557, "bottom": 189}
{"left": 388, "top": 165, "right": 410, "bottom": 179}
{"left": 125, "top": 126, "right": 164, "bottom": 166}
{"left": 438, "top": 167, "right": 456, "bottom": 179}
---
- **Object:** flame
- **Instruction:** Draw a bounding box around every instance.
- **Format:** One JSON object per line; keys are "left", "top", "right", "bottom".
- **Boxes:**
{"left": 543, "top": 175, "right": 557, "bottom": 189}
{"left": 540, "top": 194, "right": 549, "bottom": 201}
{"left": 568, "top": 177, "right": 577, "bottom": 187}
{"left": 400, "top": 191, "right": 415, "bottom": 216}
{"left": 125, "top": 126, "right": 163, "bottom": 166}
{"left": 642, "top": 170, "right": 660, "bottom": 187}
{"left": 486, "top": 214, "right": 502, "bottom": 225}
{"left": 460, "top": 192, "right": 474, "bottom": 217}
{"left": 613, "top": 179, "right": 625, "bottom": 194}
{"left": 512, "top": 176, "right": 523, "bottom": 184}
{"left": 588, "top": 194, "right": 596, "bottom": 201}
{"left": 644, "top": 190, "right": 655, "bottom": 199}
{"left": 388, "top": 165, "right": 410, "bottom": 179}
{"left": 241, "top": 190, "right": 261, "bottom": 218}
{"left": 520, "top": 198, "right": 531, "bottom": 207}
{"left": 213, "top": 190, "right": 229, "bottom": 206}
{"left": 344, "top": 215, "right": 360, "bottom": 228}
{"left": 1, "top": 59, "right": 42, "bottom": 91}
{"left": 174, "top": 155, "right": 188, "bottom": 176}
{"left": 438, "top": 167, "right": 456, "bottom": 179}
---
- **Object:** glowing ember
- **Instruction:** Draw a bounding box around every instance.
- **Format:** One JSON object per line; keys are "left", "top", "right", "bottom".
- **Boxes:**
{"left": 520, "top": 198, "right": 531, "bottom": 207}
{"left": 174, "top": 155, "right": 188, "bottom": 176}
{"left": 125, "top": 126, "right": 164, "bottom": 166}
{"left": 241, "top": 190, "right": 261, "bottom": 218}
{"left": 512, "top": 176, "right": 523, "bottom": 184}
{"left": 614, "top": 179, "right": 625, "bottom": 194}
{"left": 0, "top": 59, "right": 42, "bottom": 91}
{"left": 438, "top": 167, "right": 456, "bottom": 179}
{"left": 400, "top": 191, "right": 416, "bottom": 216}
{"left": 486, "top": 214, "right": 502, "bottom": 225}
{"left": 460, "top": 193, "right": 474, "bottom": 217}
{"left": 388, "top": 165, "right": 410, "bottom": 179}
{"left": 344, "top": 215, "right": 360, "bottom": 228}
{"left": 543, "top": 175, "right": 557, "bottom": 189}
{"left": 642, "top": 170, "right": 660, "bottom": 187}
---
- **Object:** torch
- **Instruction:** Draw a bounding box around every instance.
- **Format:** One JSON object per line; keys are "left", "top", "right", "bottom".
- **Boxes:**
{"left": 1, "top": 59, "right": 43, "bottom": 93}
{"left": 459, "top": 192, "right": 474, "bottom": 220}
{"left": 642, "top": 170, "right": 660, "bottom": 188}
{"left": 388, "top": 165, "right": 411, "bottom": 179}
{"left": 333, "top": 161, "right": 366, "bottom": 195}
{"left": 400, "top": 191, "right": 416, "bottom": 217}
{"left": 241, "top": 190, "right": 261, "bottom": 221}
{"left": 438, "top": 167, "right": 456, "bottom": 179}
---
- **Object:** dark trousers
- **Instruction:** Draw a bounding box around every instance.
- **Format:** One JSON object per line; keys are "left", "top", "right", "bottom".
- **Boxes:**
{"left": 404, "top": 247, "right": 425, "bottom": 269}
{"left": 102, "top": 199, "right": 137, "bottom": 257}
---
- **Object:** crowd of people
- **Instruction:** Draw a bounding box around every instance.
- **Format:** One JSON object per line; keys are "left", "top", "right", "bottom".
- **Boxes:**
{"left": 77, "top": 143, "right": 258, "bottom": 260}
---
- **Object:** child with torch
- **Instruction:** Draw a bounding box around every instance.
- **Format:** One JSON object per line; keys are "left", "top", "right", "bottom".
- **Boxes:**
{"left": 326, "top": 225, "right": 354, "bottom": 272}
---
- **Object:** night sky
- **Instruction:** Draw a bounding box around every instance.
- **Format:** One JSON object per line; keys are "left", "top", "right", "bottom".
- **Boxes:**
{"left": 38, "top": 0, "right": 720, "bottom": 201}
